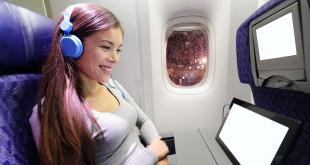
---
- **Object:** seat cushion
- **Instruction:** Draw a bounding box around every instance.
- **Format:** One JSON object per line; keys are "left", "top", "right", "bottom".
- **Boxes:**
{"left": 0, "top": 74, "right": 42, "bottom": 164}
{"left": 250, "top": 85, "right": 310, "bottom": 164}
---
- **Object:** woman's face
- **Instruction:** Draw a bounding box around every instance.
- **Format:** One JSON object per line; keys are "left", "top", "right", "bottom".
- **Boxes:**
{"left": 78, "top": 27, "right": 123, "bottom": 84}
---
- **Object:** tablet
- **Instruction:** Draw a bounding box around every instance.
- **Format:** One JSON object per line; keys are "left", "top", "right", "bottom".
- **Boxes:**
{"left": 215, "top": 98, "right": 301, "bottom": 165}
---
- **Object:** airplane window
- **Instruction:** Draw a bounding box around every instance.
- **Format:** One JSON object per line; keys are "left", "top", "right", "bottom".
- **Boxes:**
{"left": 166, "top": 29, "right": 208, "bottom": 87}
{"left": 162, "top": 16, "right": 215, "bottom": 94}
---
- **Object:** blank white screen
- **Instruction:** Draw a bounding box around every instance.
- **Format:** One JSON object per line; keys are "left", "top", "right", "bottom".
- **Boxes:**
{"left": 219, "top": 104, "right": 289, "bottom": 165}
{"left": 256, "top": 12, "right": 297, "bottom": 60}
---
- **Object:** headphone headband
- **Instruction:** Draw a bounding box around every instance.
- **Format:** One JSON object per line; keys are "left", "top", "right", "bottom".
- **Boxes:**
{"left": 63, "top": 5, "right": 75, "bottom": 22}
{"left": 60, "top": 5, "right": 75, "bottom": 32}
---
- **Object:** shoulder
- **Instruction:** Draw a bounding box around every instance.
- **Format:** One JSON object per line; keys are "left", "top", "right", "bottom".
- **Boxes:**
{"left": 29, "top": 104, "right": 41, "bottom": 150}
{"left": 106, "top": 78, "right": 127, "bottom": 92}
{"left": 29, "top": 98, "right": 45, "bottom": 121}
{"left": 105, "top": 79, "right": 128, "bottom": 98}
{"left": 106, "top": 78, "right": 121, "bottom": 89}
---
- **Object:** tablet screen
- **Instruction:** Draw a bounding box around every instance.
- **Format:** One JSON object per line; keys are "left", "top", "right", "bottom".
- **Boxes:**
{"left": 216, "top": 98, "right": 301, "bottom": 165}
{"left": 219, "top": 104, "right": 288, "bottom": 165}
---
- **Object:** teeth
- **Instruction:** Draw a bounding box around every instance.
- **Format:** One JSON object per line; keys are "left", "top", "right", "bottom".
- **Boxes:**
{"left": 100, "top": 66, "right": 112, "bottom": 71}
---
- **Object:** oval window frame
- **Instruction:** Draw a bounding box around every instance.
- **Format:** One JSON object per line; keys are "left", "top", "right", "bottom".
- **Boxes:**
{"left": 161, "top": 16, "right": 216, "bottom": 95}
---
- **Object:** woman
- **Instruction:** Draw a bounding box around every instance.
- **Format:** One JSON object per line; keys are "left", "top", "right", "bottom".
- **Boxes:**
{"left": 29, "top": 3, "right": 169, "bottom": 165}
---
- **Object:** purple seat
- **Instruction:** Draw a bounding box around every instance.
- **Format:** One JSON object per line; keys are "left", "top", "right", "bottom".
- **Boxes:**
{"left": 0, "top": 74, "right": 42, "bottom": 164}
{"left": 0, "top": 0, "right": 55, "bottom": 75}
{"left": 0, "top": 0, "right": 55, "bottom": 164}
{"left": 236, "top": 0, "right": 310, "bottom": 164}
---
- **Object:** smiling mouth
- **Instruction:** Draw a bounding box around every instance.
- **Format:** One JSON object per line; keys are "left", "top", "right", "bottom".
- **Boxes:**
{"left": 99, "top": 65, "right": 112, "bottom": 72}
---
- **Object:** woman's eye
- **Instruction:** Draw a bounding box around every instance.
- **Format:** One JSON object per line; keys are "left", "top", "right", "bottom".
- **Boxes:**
{"left": 101, "top": 46, "right": 110, "bottom": 50}
{"left": 117, "top": 49, "right": 122, "bottom": 53}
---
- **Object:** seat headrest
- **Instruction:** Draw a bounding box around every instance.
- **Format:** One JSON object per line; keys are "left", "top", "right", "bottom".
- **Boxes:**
{"left": 236, "top": 0, "right": 285, "bottom": 85}
{"left": 0, "top": 0, "right": 55, "bottom": 75}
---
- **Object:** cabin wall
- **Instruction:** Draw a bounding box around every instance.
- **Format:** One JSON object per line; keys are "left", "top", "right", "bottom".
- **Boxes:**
{"left": 258, "top": 0, "right": 270, "bottom": 8}
{"left": 139, "top": 0, "right": 224, "bottom": 135}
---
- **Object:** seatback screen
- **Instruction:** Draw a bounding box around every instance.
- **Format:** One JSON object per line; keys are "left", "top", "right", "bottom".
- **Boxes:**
{"left": 256, "top": 12, "right": 297, "bottom": 61}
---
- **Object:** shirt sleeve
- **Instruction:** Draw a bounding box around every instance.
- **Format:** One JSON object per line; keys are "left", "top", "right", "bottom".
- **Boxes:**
{"left": 29, "top": 104, "right": 41, "bottom": 151}
{"left": 107, "top": 79, "right": 159, "bottom": 145}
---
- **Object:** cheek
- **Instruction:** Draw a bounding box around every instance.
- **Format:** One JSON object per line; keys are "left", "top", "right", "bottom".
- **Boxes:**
{"left": 78, "top": 53, "right": 96, "bottom": 76}
{"left": 78, "top": 59, "right": 93, "bottom": 76}
{"left": 79, "top": 49, "right": 100, "bottom": 65}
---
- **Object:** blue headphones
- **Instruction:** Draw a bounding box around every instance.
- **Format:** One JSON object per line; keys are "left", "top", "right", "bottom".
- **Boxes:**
{"left": 60, "top": 5, "right": 83, "bottom": 58}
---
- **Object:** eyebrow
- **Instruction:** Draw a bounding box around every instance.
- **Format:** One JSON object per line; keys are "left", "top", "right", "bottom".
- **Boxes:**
{"left": 101, "top": 40, "right": 122, "bottom": 47}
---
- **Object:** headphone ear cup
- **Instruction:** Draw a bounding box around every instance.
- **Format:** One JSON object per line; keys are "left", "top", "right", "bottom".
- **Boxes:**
{"left": 61, "top": 34, "right": 83, "bottom": 58}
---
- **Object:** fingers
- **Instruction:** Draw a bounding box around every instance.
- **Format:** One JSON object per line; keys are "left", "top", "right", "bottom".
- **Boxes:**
{"left": 156, "top": 136, "right": 162, "bottom": 140}
{"left": 147, "top": 136, "right": 170, "bottom": 160}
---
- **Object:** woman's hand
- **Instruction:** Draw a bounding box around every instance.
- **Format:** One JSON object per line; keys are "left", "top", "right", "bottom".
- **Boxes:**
{"left": 147, "top": 136, "right": 169, "bottom": 160}
{"left": 156, "top": 157, "right": 169, "bottom": 165}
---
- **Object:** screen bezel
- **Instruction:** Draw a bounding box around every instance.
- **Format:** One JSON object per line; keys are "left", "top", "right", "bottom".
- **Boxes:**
{"left": 252, "top": 2, "right": 304, "bottom": 72}
{"left": 215, "top": 98, "right": 301, "bottom": 165}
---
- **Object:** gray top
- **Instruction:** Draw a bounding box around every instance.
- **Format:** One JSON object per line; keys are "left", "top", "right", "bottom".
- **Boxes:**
{"left": 29, "top": 79, "right": 159, "bottom": 165}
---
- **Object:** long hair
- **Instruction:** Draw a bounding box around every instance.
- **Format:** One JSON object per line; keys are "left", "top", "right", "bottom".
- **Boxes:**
{"left": 37, "top": 3, "right": 121, "bottom": 165}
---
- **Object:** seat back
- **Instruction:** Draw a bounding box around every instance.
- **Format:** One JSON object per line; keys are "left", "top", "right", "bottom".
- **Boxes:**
{"left": 0, "top": 74, "right": 42, "bottom": 164}
{"left": 0, "top": 0, "right": 55, "bottom": 164}
{"left": 236, "top": 0, "right": 310, "bottom": 164}
{"left": 0, "top": 0, "right": 54, "bottom": 75}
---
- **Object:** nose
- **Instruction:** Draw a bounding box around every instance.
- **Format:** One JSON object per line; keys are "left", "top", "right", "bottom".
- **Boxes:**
{"left": 108, "top": 51, "right": 119, "bottom": 63}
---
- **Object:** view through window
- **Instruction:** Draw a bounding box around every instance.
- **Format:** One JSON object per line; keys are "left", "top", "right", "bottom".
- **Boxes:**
{"left": 166, "top": 30, "right": 208, "bottom": 87}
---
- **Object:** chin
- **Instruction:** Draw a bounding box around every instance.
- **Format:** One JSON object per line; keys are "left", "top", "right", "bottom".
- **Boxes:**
{"left": 97, "top": 77, "right": 110, "bottom": 84}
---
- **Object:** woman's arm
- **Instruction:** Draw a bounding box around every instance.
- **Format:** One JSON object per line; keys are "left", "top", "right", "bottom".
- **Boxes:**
{"left": 29, "top": 104, "right": 41, "bottom": 151}
{"left": 156, "top": 158, "right": 169, "bottom": 165}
